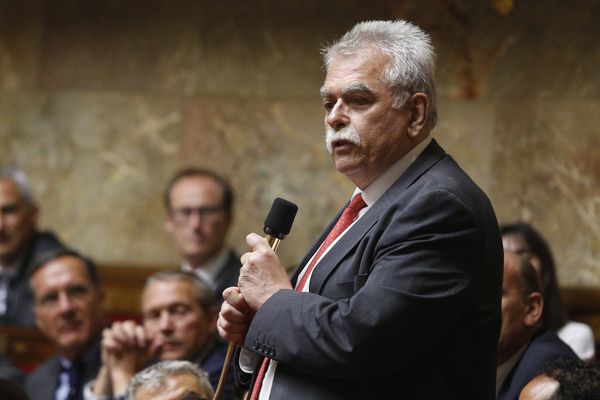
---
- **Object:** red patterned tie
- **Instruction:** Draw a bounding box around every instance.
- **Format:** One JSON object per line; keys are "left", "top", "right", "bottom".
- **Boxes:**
{"left": 250, "top": 194, "right": 367, "bottom": 400}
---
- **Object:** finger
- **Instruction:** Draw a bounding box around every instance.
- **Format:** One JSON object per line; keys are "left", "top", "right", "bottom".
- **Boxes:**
{"left": 246, "top": 232, "right": 271, "bottom": 251}
{"left": 220, "top": 300, "right": 251, "bottom": 323}
{"left": 134, "top": 324, "right": 147, "bottom": 347}
{"left": 222, "top": 287, "right": 251, "bottom": 315}
{"left": 217, "top": 315, "right": 247, "bottom": 344}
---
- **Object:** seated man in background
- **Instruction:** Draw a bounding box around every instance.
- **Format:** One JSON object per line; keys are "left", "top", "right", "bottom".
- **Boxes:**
{"left": 519, "top": 358, "right": 600, "bottom": 400}
{"left": 501, "top": 222, "right": 595, "bottom": 359}
{"left": 26, "top": 248, "right": 105, "bottom": 400}
{"left": 496, "top": 251, "right": 578, "bottom": 400}
{"left": 87, "top": 270, "right": 234, "bottom": 400}
{"left": 164, "top": 168, "right": 240, "bottom": 300}
{"left": 0, "top": 167, "right": 65, "bottom": 326}
{"left": 125, "top": 360, "right": 214, "bottom": 400}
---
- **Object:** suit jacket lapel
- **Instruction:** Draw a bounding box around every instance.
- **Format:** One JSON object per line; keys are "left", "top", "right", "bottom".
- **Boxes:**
{"left": 294, "top": 139, "right": 447, "bottom": 294}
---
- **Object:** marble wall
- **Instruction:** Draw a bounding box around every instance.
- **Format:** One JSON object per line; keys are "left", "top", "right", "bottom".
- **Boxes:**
{"left": 1, "top": 0, "right": 599, "bottom": 285}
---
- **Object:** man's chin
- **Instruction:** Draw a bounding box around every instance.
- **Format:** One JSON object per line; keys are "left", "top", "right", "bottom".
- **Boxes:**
{"left": 160, "top": 350, "right": 186, "bottom": 360}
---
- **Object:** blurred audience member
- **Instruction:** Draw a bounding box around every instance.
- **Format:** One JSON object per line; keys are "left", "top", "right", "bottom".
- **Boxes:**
{"left": 519, "top": 358, "right": 600, "bottom": 400}
{"left": 25, "top": 249, "right": 105, "bottom": 400}
{"left": 87, "top": 270, "right": 234, "bottom": 399}
{"left": 501, "top": 222, "right": 595, "bottom": 359}
{"left": 126, "top": 360, "right": 214, "bottom": 400}
{"left": 497, "top": 251, "right": 578, "bottom": 400}
{"left": 0, "top": 167, "right": 65, "bottom": 326}
{"left": 164, "top": 168, "right": 240, "bottom": 300}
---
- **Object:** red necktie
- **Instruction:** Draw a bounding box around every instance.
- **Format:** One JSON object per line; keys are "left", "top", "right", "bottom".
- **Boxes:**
{"left": 250, "top": 194, "right": 367, "bottom": 400}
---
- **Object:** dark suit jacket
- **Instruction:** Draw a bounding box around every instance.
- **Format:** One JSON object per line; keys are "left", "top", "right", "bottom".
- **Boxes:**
{"left": 212, "top": 249, "right": 241, "bottom": 301}
{"left": 0, "top": 231, "right": 65, "bottom": 326}
{"left": 497, "top": 330, "right": 579, "bottom": 400}
{"left": 244, "top": 140, "right": 503, "bottom": 399}
{"left": 201, "top": 339, "right": 236, "bottom": 400}
{"left": 25, "top": 340, "right": 101, "bottom": 400}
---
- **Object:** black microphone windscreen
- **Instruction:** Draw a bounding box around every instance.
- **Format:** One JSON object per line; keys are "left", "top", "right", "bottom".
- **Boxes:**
{"left": 263, "top": 198, "right": 298, "bottom": 240}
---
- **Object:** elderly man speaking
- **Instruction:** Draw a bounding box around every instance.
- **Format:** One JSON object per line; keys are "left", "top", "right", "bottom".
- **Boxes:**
{"left": 219, "top": 20, "right": 503, "bottom": 400}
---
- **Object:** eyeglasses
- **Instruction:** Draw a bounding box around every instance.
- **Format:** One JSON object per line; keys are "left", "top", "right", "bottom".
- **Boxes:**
{"left": 169, "top": 206, "right": 224, "bottom": 224}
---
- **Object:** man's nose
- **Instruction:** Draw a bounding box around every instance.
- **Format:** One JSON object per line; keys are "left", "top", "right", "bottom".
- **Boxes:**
{"left": 158, "top": 311, "right": 174, "bottom": 331}
{"left": 188, "top": 211, "right": 203, "bottom": 227}
{"left": 57, "top": 292, "right": 75, "bottom": 313}
{"left": 325, "top": 100, "right": 349, "bottom": 131}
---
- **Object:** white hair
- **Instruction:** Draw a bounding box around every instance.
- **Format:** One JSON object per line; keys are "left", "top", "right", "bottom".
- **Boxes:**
{"left": 125, "top": 360, "right": 214, "bottom": 400}
{"left": 0, "top": 167, "right": 36, "bottom": 205}
{"left": 322, "top": 20, "right": 438, "bottom": 129}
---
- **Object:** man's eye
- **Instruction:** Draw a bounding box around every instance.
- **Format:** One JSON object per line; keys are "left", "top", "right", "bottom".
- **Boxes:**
{"left": 322, "top": 101, "right": 334, "bottom": 111}
{"left": 171, "top": 305, "right": 189, "bottom": 316}
{"left": 351, "top": 97, "right": 368, "bottom": 105}
{"left": 40, "top": 293, "right": 58, "bottom": 306}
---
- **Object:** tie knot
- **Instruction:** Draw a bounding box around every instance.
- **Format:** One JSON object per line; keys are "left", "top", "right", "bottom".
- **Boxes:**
{"left": 348, "top": 194, "right": 367, "bottom": 213}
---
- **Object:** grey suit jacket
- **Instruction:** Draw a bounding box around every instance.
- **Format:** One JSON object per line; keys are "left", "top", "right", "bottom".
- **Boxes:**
{"left": 25, "top": 341, "right": 101, "bottom": 400}
{"left": 244, "top": 140, "right": 503, "bottom": 399}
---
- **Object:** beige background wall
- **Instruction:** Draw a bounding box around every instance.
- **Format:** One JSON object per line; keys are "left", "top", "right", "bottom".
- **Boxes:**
{"left": 1, "top": 0, "right": 599, "bottom": 285}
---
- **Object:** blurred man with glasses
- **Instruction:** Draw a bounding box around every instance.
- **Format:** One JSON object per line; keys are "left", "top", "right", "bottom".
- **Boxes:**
{"left": 26, "top": 248, "right": 105, "bottom": 400}
{"left": 163, "top": 168, "right": 240, "bottom": 300}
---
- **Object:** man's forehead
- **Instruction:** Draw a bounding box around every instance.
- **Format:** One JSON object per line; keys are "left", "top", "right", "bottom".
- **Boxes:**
{"left": 170, "top": 176, "right": 223, "bottom": 204}
{"left": 32, "top": 257, "right": 91, "bottom": 290}
{"left": 143, "top": 280, "right": 196, "bottom": 308}
{"left": 0, "top": 179, "right": 23, "bottom": 202}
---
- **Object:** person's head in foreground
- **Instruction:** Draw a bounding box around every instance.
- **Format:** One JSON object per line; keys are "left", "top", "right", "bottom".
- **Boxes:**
{"left": 519, "top": 358, "right": 600, "bottom": 400}
{"left": 125, "top": 360, "right": 214, "bottom": 400}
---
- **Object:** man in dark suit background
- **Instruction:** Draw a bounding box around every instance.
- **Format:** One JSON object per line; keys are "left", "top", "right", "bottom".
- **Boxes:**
{"left": 218, "top": 20, "right": 503, "bottom": 399}
{"left": 164, "top": 168, "right": 240, "bottom": 299}
{"left": 25, "top": 248, "right": 105, "bottom": 400}
{"left": 496, "top": 251, "right": 578, "bottom": 400}
{"left": 0, "top": 167, "right": 65, "bottom": 326}
{"left": 85, "top": 271, "right": 235, "bottom": 400}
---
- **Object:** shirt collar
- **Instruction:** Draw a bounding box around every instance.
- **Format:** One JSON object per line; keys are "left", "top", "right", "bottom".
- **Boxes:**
{"left": 496, "top": 343, "right": 529, "bottom": 394}
{"left": 355, "top": 136, "right": 432, "bottom": 207}
{"left": 182, "top": 246, "right": 230, "bottom": 282}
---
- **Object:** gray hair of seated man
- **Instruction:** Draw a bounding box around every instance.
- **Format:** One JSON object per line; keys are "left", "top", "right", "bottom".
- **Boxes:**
{"left": 0, "top": 166, "right": 35, "bottom": 206}
{"left": 126, "top": 360, "right": 214, "bottom": 400}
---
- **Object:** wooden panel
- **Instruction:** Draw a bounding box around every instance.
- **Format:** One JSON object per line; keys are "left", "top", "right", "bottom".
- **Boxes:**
{"left": 0, "top": 326, "right": 53, "bottom": 373}
{"left": 98, "top": 263, "right": 166, "bottom": 320}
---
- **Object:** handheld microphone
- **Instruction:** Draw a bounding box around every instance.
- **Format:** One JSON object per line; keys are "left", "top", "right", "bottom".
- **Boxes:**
{"left": 213, "top": 197, "right": 298, "bottom": 400}
{"left": 263, "top": 197, "right": 298, "bottom": 252}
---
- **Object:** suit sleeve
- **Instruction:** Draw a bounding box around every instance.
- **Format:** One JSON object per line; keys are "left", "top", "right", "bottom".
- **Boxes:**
{"left": 244, "top": 188, "right": 483, "bottom": 379}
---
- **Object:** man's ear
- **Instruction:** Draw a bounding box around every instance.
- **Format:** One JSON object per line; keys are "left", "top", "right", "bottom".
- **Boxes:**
{"left": 524, "top": 292, "right": 543, "bottom": 327}
{"left": 407, "top": 92, "right": 429, "bottom": 138}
